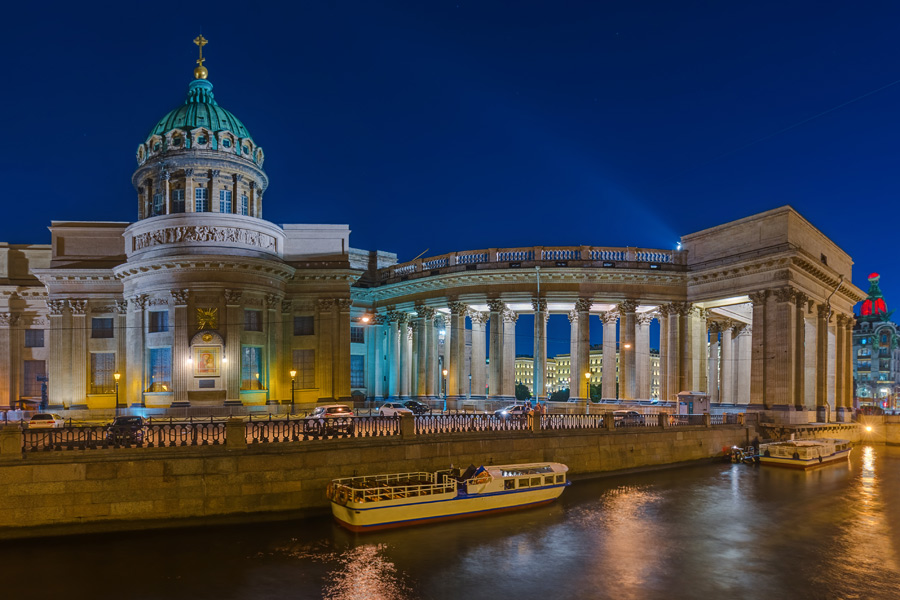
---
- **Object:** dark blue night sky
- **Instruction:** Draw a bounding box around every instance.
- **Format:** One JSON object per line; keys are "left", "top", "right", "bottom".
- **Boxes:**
{"left": 2, "top": 1, "right": 897, "bottom": 357}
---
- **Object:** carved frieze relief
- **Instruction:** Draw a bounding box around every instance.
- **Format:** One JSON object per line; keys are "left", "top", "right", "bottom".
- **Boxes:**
{"left": 132, "top": 225, "right": 276, "bottom": 252}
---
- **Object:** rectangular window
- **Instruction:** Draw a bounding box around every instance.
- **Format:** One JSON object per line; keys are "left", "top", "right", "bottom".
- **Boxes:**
{"left": 148, "top": 311, "right": 168, "bottom": 333}
{"left": 294, "top": 316, "right": 314, "bottom": 336}
{"left": 195, "top": 187, "right": 209, "bottom": 212}
{"left": 219, "top": 189, "right": 232, "bottom": 213}
{"left": 90, "top": 352, "right": 116, "bottom": 394}
{"left": 241, "top": 346, "right": 265, "bottom": 390}
{"left": 23, "top": 360, "right": 46, "bottom": 397}
{"left": 172, "top": 189, "right": 185, "bottom": 213}
{"left": 147, "top": 347, "right": 172, "bottom": 392}
{"left": 91, "top": 317, "right": 114, "bottom": 339}
{"left": 244, "top": 309, "right": 262, "bottom": 332}
{"left": 350, "top": 326, "right": 365, "bottom": 344}
{"left": 240, "top": 194, "right": 249, "bottom": 215}
{"left": 350, "top": 355, "right": 365, "bottom": 388}
{"left": 24, "top": 329, "right": 44, "bottom": 348}
{"left": 292, "top": 349, "right": 316, "bottom": 388}
{"left": 152, "top": 193, "right": 164, "bottom": 216}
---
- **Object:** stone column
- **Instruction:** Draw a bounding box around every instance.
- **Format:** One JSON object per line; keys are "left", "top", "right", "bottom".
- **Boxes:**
{"left": 815, "top": 303, "right": 829, "bottom": 421}
{"left": 532, "top": 299, "right": 548, "bottom": 402}
{"left": 834, "top": 314, "right": 846, "bottom": 420}
{"left": 720, "top": 322, "right": 733, "bottom": 404}
{"left": 46, "top": 300, "right": 67, "bottom": 408}
{"left": 735, "top": 324, "right": 752, "bottom": 405}
{"left": 694, "top": 309, "right": 707, "bottom": 393}
{"left": 576, "top": 299, "right": 591, "bottom": 400}
{"left": 173, "top": 290, "right": 192, "bottom": 405}
{"left": 281, "top": 300, "right": 294, "bottom": 403}
{"left": 433, "top": 315, "right": 446, "bottom": 399}
{"left": 399, "top": 318, "right": 411, "bottom": 400}
{"left": 636, "top": 312, "right": 652, "bottom": 400}
{"left": 501, "top": 309, "right": 518, "bottom": 399}
{"left": 115, "top": 300, "right": 128, "bottom": 407}
{"left": 768, "top": 287, "right": 800, "bottom": 411}
{"left": 677, "top": 303, "right": 694, "bottom": 394}
{"left": 792, "top": 292, "right": 808, "bottom": 412}
{"left": 0, "top": 313, "right": 18, "bottom": 409}
{"left": 448, "top": 301, "right": 468, "bottom": 405}
{"left": 415, "top": 306, "right": 429, "bottom": 399}
{"left": 666, "top": 304, "right": 680, "bottom": 400}
{"left": 658, "top": 305, "right": 669, "bottom": 402}
{"left": 619, "top": 300, "right": 638, "bottom": 400}
{"left": 265, "top": 294, "right": 281, "bottom": 403}
{"left": 232, "top": 174, "right": 242, "bottom": 214}
{"left": 126, "top": 295, "right": 147, "bottom": 409}
{"left": 488, "top": 300, "right": 505, "bottom": 398}
{"left": 410, "top": 321, "right": 419, "bottom": 397}
{"left": 803, "top": 303, "right": 817, "bottom": 410}
{"left": 568, "top": 309, "right": 580, "bottom": 399}
{"left": 708, "top": 322, "right": 720, "bottom": 404}
{"left": 371, "top": 314, "right": 386, "bottom": 401}
{"left": 842, "top": 317, "right": 854, "bottom": 420}
{"left": 334, "top": 299, "right": 352, "bottom": 403}
{"left": 424, "top": 310, "right": 437, "bottom": 398}
{"left": 749, "top": 291, "right": 768, "bottom": 410}
{"left": 224, "top": 290, "right": 243, "bottom": 404}
{"left": 385, "top": 311, "right": 401, "bottom": 400}
{"left": 470, "top": 311, "right": 488, "bottom": 399}
{"left": 601, "top": 311, "right": 618, "bottom": 400}
{"left": 317, "top": 299, "right": 336, "bottom": 401}
{"left": 69, "top": 300, "right": 87, "bottom": 409}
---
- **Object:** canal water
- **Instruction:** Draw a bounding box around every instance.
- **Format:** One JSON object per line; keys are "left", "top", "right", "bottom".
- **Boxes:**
{"left": 3, "top": 446, "right": 900, "bottom": 600}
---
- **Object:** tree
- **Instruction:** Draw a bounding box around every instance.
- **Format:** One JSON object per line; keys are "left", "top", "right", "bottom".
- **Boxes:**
{"left": 515, "top": 383, "right": 531, "bottom": 400}
{"left": 590, "top": 383, "right": 602, "bottom": 402}
{"left": 549, "top": 388, "right": 569, "bottom": 402}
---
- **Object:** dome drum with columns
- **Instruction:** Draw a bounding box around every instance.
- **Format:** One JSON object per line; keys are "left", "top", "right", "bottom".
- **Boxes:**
{"left": 0, "top": 38, "right": 869, "bottom": 425}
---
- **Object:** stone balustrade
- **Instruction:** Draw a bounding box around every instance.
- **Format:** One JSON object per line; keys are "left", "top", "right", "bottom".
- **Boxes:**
{"left": 379, "top": 245, "right": 684, "bottom": 282}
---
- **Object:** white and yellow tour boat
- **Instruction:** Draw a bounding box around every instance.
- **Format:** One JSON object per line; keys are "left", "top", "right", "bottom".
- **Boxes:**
{"left": 326, "top": 462, "right": 569, "bottom": 532}
{"left": 759, "top": 438, "right": 852, "bottom": 470}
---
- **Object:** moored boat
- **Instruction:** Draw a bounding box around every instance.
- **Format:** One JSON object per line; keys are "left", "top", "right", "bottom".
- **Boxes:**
{"left": 759, "top": 438, "right": 851, "bottom": 470}
{"left": 326, "top": 462, "right": 569, "bottom": 532}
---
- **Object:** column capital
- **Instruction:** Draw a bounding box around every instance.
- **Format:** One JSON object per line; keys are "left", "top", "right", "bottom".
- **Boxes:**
{"left": 817, "top": 303, "right": 830, "bottom": 318}
{"left": 448, "top": 301, "right": 468, "bottom": 316}
{"left": 575, "top": 298, "right": 592, "bottom": 313}
{"left": 372, "top": 314, "right": 386, "bottom": 325}
{"left": 502, "top": 309, "right": 518, "bottom": 323}
{"left": 707, "top": 320, "right": 723, "bottom": 334}
{"left": 336, "top": 298, "right": 353, "bottom": 312}
{"left": 266, "top": 294, "right": 283, "bottom": 310}
{"left": 532, "top": 298, "right": 547, "bottom": 313}
{"left": 0, "top": 313, "right": 19, "bottom": 327}
{"left": 601, "top": 310, "right": 619, "bottom": 325}
{"left": 317, "top": 298, "right": 336, "bottom": 311}
{"left": 68, "top": 299, "right": 87, "bottom": 315}
{"left": 115, "top": 299, "right": 129, "bottom": 315}
{"left": 487, "top": 299, "right": 505, "bottom": 313}
{"left": 223, "top": 289, "right": 242, "bottom": 306}
{"left": 210, "top": 169, "right": 221, "bottom": 178}
{"left": 749, "top": 290, "right": 769, "bottom": 306}
{"left": 131, "top": 294, "right": 149, "bottom": 311}
{"left": 47, "top": 299, "right": 67, "bottom": 315}
{"left": 637, "top": 312, "right": 654, "bottom": 326}
{"left": 468, "top": 310, "right": 488, "bottom": 325}
{"left": 618, "top": 299, "right": 639, "bottom": 314}
{"left": 773, "top": 286, "right": 797, "bottom": 303}
{"left": 567, "top": 309, "right": 578, "bottom": 323}
{"left": 418, "top": 306, "right": 436, "bottom": 320}
{"left": 184, "top": 168, "right": 194, "bottom": 177}
{"left": 281, "top": 300, "right": 293, "bottom": 314}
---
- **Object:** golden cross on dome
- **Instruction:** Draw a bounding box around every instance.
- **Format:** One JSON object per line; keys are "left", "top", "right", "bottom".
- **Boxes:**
{"left": 193, "top": 34, "right": 209, "bottom": 79}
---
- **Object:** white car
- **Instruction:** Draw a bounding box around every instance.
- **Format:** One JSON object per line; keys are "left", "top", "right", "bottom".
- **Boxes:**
{"left": 28, "top": 413, "right": 65, "bottom": 429}
{"left": 378, "top": 402, "right": 413, "bottom": 417}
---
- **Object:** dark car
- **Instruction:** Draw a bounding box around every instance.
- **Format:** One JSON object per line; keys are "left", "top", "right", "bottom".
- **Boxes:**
{"left": 303, "top": 404, "right": 355, "bottom": 436}
{"left": 613, "top": 410, "right": 645, "bottom": 427}
{"left": 106, "top": 416, "right": 145, "bottom": 445}
{"left": 403, "top": 400, "right": 430, "bottom": 415}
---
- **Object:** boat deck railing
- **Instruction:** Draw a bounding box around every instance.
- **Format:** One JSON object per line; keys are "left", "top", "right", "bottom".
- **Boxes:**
{"left": 329, "top": 473, "right": 456, "bottom": 505}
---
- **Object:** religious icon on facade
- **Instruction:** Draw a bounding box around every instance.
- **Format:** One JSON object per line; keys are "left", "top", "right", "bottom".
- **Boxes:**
{"left": 193, "top": 346, "right": 220, "bottom": 377}
{"left": 197, "top": 307, "right": 218, "bottom": 330}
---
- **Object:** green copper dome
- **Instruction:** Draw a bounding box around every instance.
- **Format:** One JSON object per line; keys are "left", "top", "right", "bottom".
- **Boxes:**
{"left": 146, "top": 79, "right": 253, "bottom": 143}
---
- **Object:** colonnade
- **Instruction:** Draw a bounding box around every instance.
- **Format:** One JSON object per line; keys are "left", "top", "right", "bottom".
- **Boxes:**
{"left": 363, "top": 287, "right": 855, "bottom": 419}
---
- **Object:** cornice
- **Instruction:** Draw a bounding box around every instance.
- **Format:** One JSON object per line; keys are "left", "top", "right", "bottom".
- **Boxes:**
{"left": 113, "top": 257, "right": 296, "bottom": 282}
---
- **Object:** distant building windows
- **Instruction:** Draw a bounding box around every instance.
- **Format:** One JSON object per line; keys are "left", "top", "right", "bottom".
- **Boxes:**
{"left": 91, "top": 318, "right": 114, "bottom": 339}
{"left": 24, "top": 329, "right": 44, "bottom": 348}
{"left": 241, "top": 346, "right": 265, "bottom": 390}
{"left": 219, "top": 189, "right": 232, "bottom": 213}
{"left": 172, "top": 189, "right": 185, "bottom": 213}
{"left": 294, "top": 316, "right": 314, "bottom": 336}
{"left": 147, "top": 347, "right": 172, "bottom": 392}
{"left": 292, "top": 349, "right": 315, "bottom": 388}
{"left": 240, "top": 194, "right": 249, "bottom": 215}
{"left": 90, "top": 352, "right": 116, "bottom": 394}
{"left": 351, "top": 355, "right": 365, "bottom": 388}
{"left": 350, "top": 326, "right": 365, "bottom": 344}
{"left": 244, "top": 309, "right": 262, "bottom": 332}
{"left": 152, "top": 193, "right": 164, "bottom": 216}
{"left": 149, "top": 311, "right": 168, "bottom": 333}
{"left": 195, "top": 187, "right": 209, "bottom": 212}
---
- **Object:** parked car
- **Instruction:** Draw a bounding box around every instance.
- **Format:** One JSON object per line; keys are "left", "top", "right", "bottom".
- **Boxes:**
{"left": 403, "top": 400, "right": 430, "bottom": 415}
{"left": 304, "top": 404, "right": 355, "bottom": 435}
{"left": 106, "top": 416, "right": 145, "bottom": 444}
{"left": 494, "top": 404, "right": 530, "bottom": 418}
{"left": 379, "top": 402, "right": 413, "bottom": 417}
{"left": 613, "top": 410, "right": 645, "bottom": 427}
{"left": 28, "top": 413, "right": 65, "bottom": 429}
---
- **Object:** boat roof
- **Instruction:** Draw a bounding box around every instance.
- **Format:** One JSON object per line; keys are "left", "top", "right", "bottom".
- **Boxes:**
{"left": 486, "top": 463, "right": 568, "bottom": 476}
{"left": 763, "top": 439, "right": 850, "bottom": 447}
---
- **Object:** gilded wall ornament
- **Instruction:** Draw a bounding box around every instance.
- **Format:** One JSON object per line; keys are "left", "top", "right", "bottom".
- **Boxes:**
{"left": 197, "top": 307, "right": 219, "bottom": 330}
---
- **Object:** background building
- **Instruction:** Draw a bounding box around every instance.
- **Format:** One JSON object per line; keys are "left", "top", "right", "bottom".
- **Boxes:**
{"left": 853, "top": 273, "right": 900, "bottom": 410}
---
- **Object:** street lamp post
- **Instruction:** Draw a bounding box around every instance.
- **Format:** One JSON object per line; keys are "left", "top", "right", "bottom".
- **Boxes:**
{"left": 289, "top": 370, "right": 297, "bottom": 414}
{"left": 442, "top": 368, "right": 449, "bottom": 411}
{"left": 585, "top": 371, "right": 591, "bottom": 401}
{"left": 113, "top": 372, "right": 121, "bottom": 415}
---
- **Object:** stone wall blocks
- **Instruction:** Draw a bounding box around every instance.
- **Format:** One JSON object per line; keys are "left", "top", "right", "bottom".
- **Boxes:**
{"left": 85, "top": 462, "right": 118, "bottom": 480}
{"left": 31, "top": 463, "right": 86, "bottom": 483}
{"left": 118, "top": 461, "right": 165, "bottom": 479}
{"left": 0, "top": 466, "right": 33, "bottom": 484}
{"left": 8, "top": 481, "right": 67, "bottom": 496}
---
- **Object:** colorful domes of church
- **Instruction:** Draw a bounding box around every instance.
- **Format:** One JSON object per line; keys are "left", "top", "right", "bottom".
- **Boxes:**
{"left": 859, "top": 272, "right": 890, "bottom": 320}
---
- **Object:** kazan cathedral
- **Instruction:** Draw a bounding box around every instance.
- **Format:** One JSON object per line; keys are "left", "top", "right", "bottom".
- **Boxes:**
{"left": 0, "top": 39, "right": 866, "bottom": 423}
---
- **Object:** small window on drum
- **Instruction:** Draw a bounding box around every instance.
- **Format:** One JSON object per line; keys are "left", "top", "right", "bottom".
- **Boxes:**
{"left": 153, "top": 143, "right": 161, "bottom": 152}
{"left": 197, "top": 135, "right": 208, "bottom": 145}
{"left": 172, "top": 137, "right": 182, "bottom": 147}
{"left": 222, "top": 138, "right": 231, "bottom": 148}
{"left": 242, "top": 145, "right": 250, "bottom": 155}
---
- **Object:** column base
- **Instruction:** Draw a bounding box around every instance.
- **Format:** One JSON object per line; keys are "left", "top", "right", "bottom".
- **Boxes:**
{"left": 170, "top": 401, "right": 191, "bottom": 408}
{"left": 836, "top": 407, "right": 850, "bottom": 422}
{"left": 68, "top": 403, "right": 89, "bottom": 410}
{"left": 224, "top": 399, "right": 244, "bottom": 406}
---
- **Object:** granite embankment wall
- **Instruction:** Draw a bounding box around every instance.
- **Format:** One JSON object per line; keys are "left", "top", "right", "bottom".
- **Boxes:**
{"left": 0, "top": 420, "right": 753, "bottom": 540}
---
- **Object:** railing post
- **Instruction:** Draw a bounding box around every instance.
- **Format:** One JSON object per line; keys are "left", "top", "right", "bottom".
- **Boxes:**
{"left": 448, "top": 253, "right": 458, "bottom": 267}
{"left": 225, "top": 417, "right": 247, "bottom": 449}
{"left": 659, "top": 412, "right": 669, "bottom": 428}
{"left": 703, "top": 413, "right": 711, "bottom": 427}
{"left": 488, "top": 248, "right": 498, "bottom": 263}
{"left": 400, "top": 413, "right": 415, "bottom": 438}
{"left": 531, "top": 413, "right": 541, "bottom": 433}
{"left": 605, "top": 412, "right": 615, "bottom": 431}
{"left": 0, "top": 425, "right": 23, "bottom": 459}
